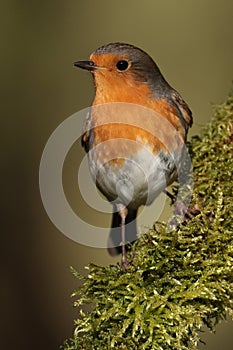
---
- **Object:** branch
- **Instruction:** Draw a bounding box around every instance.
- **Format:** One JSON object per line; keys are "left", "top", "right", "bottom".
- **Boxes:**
{"left": 63, "top": 93, "right": 233, "bottom": 350}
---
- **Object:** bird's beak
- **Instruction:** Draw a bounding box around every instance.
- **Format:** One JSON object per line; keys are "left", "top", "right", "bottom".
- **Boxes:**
{"left": 73, "top": 60, "right": 100, "bottom": 71}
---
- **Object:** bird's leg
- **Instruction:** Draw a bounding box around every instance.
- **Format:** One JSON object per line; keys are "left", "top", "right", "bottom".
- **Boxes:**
{"left": 117, "top": 204, "right": 128, "bottom": 272}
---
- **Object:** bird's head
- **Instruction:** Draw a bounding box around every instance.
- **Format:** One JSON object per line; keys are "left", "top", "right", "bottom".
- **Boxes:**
{"left": 74, "top": 42, "right": 169, "bottom": 103}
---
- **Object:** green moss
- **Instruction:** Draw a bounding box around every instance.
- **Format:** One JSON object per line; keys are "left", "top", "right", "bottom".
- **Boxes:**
{"left": 63, "top": 93, "right": 233, "bottom": 349}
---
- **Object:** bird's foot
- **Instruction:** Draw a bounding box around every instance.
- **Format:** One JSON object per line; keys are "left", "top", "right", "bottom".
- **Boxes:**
{"left": 174, "top": 200, "right": 200, "bottom": 219}
{"left": 121, "top": 257, "right": 127, "bottom": 272}
{"left": 121, "top": 250, "right": 137, "bottom": 271}
{"left": 168, "top": 200, "right": 201, "bottom": 230}
{"left": 183, "top": 204, "right": 201, "bottom": 224}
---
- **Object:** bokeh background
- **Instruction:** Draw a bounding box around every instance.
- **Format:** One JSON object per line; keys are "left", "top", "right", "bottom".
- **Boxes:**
{"left": 1, "top": 1, "right": 233, "bottom": 349}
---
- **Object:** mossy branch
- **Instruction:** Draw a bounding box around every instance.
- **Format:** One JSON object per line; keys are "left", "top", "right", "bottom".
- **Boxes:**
{"left": 63, "top": 93, "right": 233, "bottom": 350}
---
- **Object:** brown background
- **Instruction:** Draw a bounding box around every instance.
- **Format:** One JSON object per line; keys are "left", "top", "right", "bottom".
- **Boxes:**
{"left": 1, "top": 1, "right": 233, "bottom": 349}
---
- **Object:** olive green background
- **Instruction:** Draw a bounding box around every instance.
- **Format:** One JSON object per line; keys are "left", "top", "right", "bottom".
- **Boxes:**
{"left": 1, "top": 1, "right": 233, "bottom": 349}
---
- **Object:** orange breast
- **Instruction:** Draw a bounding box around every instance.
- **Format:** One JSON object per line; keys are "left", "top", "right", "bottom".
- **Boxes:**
{"left": 92, "top": 75, "right": 185, "bottom": 140}
{"left": 89, "top": 100, "right": 185, "bottom": 168}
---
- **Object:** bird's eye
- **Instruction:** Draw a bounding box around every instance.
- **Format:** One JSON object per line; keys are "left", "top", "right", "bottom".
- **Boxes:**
{"left": 116, "top": 60, "right": 129, "bottom": 71}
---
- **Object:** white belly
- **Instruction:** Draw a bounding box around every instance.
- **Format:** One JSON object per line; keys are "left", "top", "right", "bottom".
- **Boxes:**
{"left": 88, "top": 140, "right": 178, "bottom": 209}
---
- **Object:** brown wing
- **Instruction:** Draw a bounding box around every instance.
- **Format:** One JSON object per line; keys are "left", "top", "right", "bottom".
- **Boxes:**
{"left": 171, "top": 89, "right": 193, "bottom": 134}
{"left": 81, "top": 109, "right": 92, "bottom": 153}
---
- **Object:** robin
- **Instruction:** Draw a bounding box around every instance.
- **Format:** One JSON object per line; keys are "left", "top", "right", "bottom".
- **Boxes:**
{"left": 74, "top": 42, "right": 192, "bottom": 270}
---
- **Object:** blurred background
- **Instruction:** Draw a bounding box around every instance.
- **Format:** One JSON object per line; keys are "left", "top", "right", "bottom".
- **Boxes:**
{"left": 1, "top": 1, "right": 233, "bottom": 349}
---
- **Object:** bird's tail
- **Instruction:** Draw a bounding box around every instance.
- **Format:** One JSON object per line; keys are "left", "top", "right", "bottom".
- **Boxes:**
{"left": 107, "top": 208, "right": 138, "bottom": 256}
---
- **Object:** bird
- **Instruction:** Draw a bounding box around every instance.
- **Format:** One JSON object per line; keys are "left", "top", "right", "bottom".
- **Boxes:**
{"left": 74, "top": 42, "right": 192, "bottom": 270}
